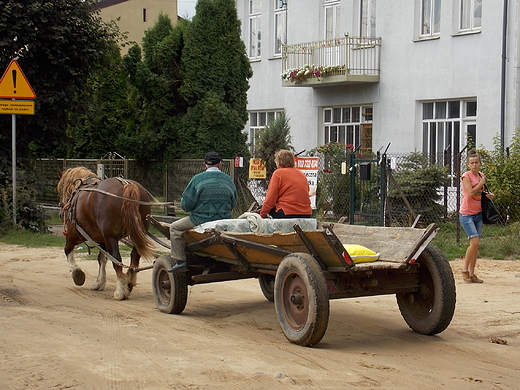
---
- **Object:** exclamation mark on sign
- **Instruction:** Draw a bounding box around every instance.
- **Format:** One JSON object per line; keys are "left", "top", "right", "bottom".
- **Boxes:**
{"left": 12, "top": 69, "right": 17, "bottom": 94}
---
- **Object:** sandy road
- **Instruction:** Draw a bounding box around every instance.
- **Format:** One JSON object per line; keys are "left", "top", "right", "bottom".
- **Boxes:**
{"left": 0, "top": 242, "right": 519, "bottom": 389}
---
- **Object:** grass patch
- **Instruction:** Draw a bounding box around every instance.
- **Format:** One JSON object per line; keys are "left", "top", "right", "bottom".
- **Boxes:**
{"left": 433, "top": 221, "right": 520, "bottom": 260}
{"left": 0, "top": 228, "right": 133, "bottom": 261}
{"left": 0, "top": 228, "right": 65, "bottom": 247}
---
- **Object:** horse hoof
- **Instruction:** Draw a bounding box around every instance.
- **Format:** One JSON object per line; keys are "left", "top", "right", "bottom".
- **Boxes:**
{"left": 71, "top": 269, "right": 85, "bottom": 286}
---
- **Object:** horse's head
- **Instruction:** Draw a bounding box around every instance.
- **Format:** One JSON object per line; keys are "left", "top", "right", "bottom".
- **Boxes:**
{"left": 57, "top": 167, "right": 100, "bottom": 207}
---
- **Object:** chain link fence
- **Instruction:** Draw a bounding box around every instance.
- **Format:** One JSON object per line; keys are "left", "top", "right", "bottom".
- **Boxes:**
{"left": 33, "top": 150, "right": 517, "bottom": 227}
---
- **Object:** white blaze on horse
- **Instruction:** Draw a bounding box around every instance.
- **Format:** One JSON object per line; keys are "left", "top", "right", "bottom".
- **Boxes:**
{"left": 57, "top": 167, "right": 154, "bottom": 300}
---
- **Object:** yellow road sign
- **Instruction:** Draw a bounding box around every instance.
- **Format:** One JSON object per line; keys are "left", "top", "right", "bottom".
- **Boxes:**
{"left": 0, "top": 100, "right": 35, "bottom": 115}
{"left": 0, "top": 60, "right": 36, "bottom": 99}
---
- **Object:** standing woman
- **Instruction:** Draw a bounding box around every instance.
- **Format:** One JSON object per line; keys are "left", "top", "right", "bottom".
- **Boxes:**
{"left": 459, "top": 151, "right": 494, "bottom": 283}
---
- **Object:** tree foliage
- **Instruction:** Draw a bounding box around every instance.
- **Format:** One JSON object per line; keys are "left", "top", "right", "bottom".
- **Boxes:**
{"left": 388, "top": 152, "right": 450, "bottom": 224}
{"left": 0, "top": 0, "right": 121, "bottom": 231}
{"left": 256, "top": 111, "right": 292, "bottom": 180}
{"left": 67, "top": 41, "right": 130, "bottom": 158}
{"left": 179, "top": 0, "right": 253, "bottom": 159}
{"left": 118, "top": 14, "right": 189, "bottom": 161}
{"left": 0, "top": 0, "right": 120, "bottom": 164}
{"left": 479, "top": 128, "right": 520, "bottom": 222}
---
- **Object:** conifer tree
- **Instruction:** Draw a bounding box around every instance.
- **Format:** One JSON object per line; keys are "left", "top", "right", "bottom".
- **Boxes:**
{"left": 180, "top": 0, "right": 252, "bottom": 159}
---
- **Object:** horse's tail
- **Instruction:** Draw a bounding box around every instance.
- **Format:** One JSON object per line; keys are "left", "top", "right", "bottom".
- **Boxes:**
{"left": 121, "top": 182, "right": 154, "bottom": 260}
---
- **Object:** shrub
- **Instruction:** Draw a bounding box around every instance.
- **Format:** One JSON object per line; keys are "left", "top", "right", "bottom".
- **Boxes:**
{"left": 387, "top": 152, "right": 449, "bottom": 225}
{"left": 479, "top": 128, "right": 520, "bottom": 223}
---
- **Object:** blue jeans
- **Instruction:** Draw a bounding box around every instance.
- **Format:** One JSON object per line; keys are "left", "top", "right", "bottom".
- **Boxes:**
{"left": 459, "top": 213, "right": 483, "bottom": 239}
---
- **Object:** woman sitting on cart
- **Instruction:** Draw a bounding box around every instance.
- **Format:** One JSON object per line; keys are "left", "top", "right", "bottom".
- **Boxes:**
{"left": 258, "top": 149, "right": 312, "bottom": 219}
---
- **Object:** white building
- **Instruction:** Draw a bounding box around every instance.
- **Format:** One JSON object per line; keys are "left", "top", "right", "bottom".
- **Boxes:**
{"left": 235, "top": 0, "right": 520, "bottom": 162}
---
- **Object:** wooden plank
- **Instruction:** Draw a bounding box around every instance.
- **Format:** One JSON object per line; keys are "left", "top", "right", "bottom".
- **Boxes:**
{"left": 183, "top": 229, "right": 346, "bottom": 268}
{"left": 320, "top": 223, "right": 436, "bottom": 263}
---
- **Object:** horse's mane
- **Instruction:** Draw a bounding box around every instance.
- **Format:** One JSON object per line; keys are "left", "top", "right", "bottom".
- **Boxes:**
{"left": 57, "top": 167, "right": 100, "bottom": 206}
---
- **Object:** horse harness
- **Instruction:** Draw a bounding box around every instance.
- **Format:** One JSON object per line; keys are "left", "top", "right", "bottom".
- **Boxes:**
{"left": 60, "top": 176, "right": 171, "bottom": 268}
{"left": 61, "top": 176, "right": 129, "bottom": 268}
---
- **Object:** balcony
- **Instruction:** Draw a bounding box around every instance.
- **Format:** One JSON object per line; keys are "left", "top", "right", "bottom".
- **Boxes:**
{"left": 281, "top": 36, "right": 381, "bottom": 87}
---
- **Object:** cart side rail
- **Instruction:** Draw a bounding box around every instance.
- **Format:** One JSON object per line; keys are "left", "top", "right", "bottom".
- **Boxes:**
{"left": 319, "top": 222, "right": 438, "bottom": 264}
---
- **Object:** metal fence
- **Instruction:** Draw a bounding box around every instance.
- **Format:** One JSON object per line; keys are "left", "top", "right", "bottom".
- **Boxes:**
{"left": 33, "top": 151, "right": 515, "bottom": 227}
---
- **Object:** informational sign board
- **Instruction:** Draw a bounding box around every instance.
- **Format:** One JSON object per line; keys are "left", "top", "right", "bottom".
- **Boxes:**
{"left": 249, "top": 158, "right": 266, "bottom": 179}
{"left": 295, "top": 156, "right": 320, "bottom": 209}
{"left": 0, "top": 59, "right": 36, "bottom": 227}
{"left": 0, "top": 100, "right": 35, "bottom": 115}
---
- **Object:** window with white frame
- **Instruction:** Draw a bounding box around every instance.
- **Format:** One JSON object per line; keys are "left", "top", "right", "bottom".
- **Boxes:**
{"left": 249, "top": 110, "right": 283, "bottom": 155}
{"left": 459, "top": 0, "right": 481, "bottom": 32}
{"left": 360, "top": 0, "right": 376, "bottom": 38}
{"left": 323, "top": 106, "right": 373, "bottom": 152}
{"left": 249, "top": 0, "right": 262, "bottom": 58}
{"left": 324, "top": 1, "right": 341, "bottom": 40}
{"left": 421, "top": 100, "right": 477, "bottom": 173}
{"left": 420, "top": 0, "right": 441, "bottom": 37}
{"left": 274, "top": 0, "right": 287, "bottom": 56}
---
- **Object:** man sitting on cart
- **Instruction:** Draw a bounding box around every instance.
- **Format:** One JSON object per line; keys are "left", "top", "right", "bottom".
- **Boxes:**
{"left": 168, "top": 151, "right": 237, "bottom": 272}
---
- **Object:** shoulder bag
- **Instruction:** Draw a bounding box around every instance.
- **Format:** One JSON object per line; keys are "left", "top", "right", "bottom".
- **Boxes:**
{"left": 479, "top": 174, "right": 499, "bottom": 224}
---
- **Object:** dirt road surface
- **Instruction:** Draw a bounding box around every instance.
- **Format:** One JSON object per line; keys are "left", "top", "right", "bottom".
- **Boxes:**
{"left": 1, "top": 242, "right": 519, "bottom": 389}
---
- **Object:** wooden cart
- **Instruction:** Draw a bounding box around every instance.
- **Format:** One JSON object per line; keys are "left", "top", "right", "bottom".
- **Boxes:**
{"left": 148, "top": 216, "right": 456, "bottom": 347}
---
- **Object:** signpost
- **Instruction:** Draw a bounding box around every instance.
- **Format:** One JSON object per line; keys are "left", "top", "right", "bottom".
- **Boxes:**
{"left": 295, "top": 156, "right": 320, "bottom": 209}
{"left": 0, "top": 59, "right": 36, "bottom": 228}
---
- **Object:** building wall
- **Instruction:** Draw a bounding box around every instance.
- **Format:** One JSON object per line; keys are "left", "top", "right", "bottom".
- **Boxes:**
{"left": 97, "top": 0, "right": 178, "bottom": 53}
{"left": 237, "top": 0, "right": 520, "bottom": 155}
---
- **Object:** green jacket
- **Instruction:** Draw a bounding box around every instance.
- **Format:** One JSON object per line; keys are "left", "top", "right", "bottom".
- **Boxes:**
{"left": 181, "top": 169, "right": 237, "bottom": 225}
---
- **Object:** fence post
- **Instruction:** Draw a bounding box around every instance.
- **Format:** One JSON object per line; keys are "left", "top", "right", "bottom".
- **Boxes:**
{"left": 349, "top": 151, "right": 355, "bottom": 224}
{"left": 455, "top": 151, "right": 462, "bottom": 244}
{"left": 379, "top": 153, "right": 386, "bottom": 226}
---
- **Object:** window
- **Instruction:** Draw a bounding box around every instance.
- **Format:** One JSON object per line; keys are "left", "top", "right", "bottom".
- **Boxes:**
{"left": 324, "top": 1, "right": 341, "bottom": 40}
{"left": 421, "top": 99, "right": 477, "bottom": 181}
{"left": 323, "top": 105, "right": 373, "bottom": 152}
{"left": 274, "top": 0, "right": 287, "bottom": 56}
{"left": 143, "top": 8, "right": 147, "bottom": 23}
{"left": 249, "top": 110, "right": 283, "bottom": 155}
{"left": 360, "top": 0, "right": 376, "bottom": 38}
{"left": 421, "top": 0, "right": 441, "bottom": 37}
{"left": 249, "top": 0, "right": 262, "bottom": 58}
{"left": 460, "top": 0, "right": 481, "bottom": 32}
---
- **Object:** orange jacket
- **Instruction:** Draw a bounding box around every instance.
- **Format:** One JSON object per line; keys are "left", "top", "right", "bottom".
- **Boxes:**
{"left": 260, "top": 167, "right": 311, "bottom": 218}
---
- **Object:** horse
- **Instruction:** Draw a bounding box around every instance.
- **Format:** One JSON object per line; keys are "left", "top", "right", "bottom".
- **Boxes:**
{"left": 57, "top": 167, "right": 155, "bottom": 300}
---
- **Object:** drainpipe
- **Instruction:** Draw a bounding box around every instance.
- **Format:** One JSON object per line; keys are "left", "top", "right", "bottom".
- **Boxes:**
{"left": 500, "top": 0, "right": 509, "bottom": 152}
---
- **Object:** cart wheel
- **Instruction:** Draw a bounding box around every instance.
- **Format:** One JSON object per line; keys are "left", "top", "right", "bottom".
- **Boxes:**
{"left": 258, "top": 275, "right": 275, "bottom": 302}
{"left": 396, "top": 245, "right": 456, "bottom": 335}
{"left": 274, "top": 253, "right": 329, "bottom": 347}
{"left": 152, "top": 255, "right": 188, "bottom": 314}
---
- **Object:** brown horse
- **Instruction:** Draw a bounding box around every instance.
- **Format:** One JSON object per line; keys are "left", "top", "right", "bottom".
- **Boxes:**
{"left": 57, "top": 167, "right": 154, "bottom": 300}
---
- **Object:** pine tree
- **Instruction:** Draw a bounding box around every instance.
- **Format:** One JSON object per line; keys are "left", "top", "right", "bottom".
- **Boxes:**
{"left": 179, "top": 0, "right": 252, "bottom": 159}
{"left": 256, "top": 111, "right": 293, "bottom": 180}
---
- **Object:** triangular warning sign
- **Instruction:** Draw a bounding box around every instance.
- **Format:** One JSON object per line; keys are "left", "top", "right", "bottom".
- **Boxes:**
{"left": 0, "top": 60, "right": 36, "bottom": 99}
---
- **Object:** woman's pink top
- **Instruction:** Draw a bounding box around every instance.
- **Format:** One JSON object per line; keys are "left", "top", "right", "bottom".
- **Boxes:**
{"left": 459, "top": 171, "right": 484, "bottom": 215}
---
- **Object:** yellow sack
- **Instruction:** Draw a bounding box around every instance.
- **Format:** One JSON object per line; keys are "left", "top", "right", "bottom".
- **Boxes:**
{"left": 343, "top": 244, "right": 380, "bottom": 263}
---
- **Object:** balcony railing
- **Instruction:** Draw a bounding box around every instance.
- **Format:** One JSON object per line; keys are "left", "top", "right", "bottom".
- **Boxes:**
{"left": 281, "top": 36, "right": 381, "bottom": 87}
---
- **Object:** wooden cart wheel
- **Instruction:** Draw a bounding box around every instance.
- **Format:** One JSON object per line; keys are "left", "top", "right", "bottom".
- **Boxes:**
{"left": 396, "top": 245, "right": 456, "bottom": 335}
{"left": 152, "top": 255, "right": 188, "bottom": 314}
{"left": 258, "top": 275, "right": 275, "bottom": 302}
{"left": 274, "top": 253, "right": 329, "bottom": 347}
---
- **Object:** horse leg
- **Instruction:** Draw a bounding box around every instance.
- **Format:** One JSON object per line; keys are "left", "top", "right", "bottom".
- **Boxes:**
{"left": 126, "top": 248, "right": 141, "bottom": 293}
{"left": 91, "top": 251, "right": 107, "bottom": 291}
{"left": 65, "top": 239, "right": 85, "bottom": 286}
{"left": 107, "top": 238, "right": 129, "bottom": 301}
